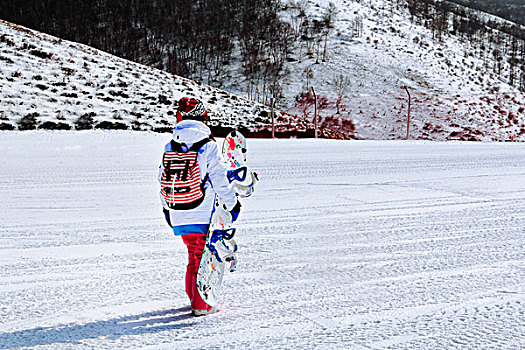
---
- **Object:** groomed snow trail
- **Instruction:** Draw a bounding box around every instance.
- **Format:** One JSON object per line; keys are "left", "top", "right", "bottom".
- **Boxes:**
{"left": 0, "top": 132, "right": 524, "bottom": 349}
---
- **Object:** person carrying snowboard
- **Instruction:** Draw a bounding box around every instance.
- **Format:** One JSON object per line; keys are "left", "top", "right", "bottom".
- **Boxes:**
{"left": 158, "top": 97, "right": 240, "bottom": 316}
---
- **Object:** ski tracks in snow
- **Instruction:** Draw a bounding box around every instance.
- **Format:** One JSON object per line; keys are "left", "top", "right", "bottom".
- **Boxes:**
{"left": 0, "top": 133, "right": 524, "bottom": 349}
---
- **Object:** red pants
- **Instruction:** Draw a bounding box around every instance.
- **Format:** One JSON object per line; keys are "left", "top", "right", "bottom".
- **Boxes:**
{"left": 181, "top": 234, "right": 212, "bottom": 311}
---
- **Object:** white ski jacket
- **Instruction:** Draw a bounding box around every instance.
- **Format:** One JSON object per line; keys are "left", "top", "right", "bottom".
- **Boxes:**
{"left": 158, "top": 120, "right": 237, "bottom": 229}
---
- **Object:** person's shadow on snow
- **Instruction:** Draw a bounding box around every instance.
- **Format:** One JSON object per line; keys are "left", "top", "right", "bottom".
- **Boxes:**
{"left": 0, "top": 307, "right": 195, "bottom": 349}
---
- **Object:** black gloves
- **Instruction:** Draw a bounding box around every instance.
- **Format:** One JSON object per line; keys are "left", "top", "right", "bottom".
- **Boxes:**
{"left": 163, "top": 208, "right": 172, "bottom": 228}
{"left": 230, "top": 199, "right": 242, "bottom": 221}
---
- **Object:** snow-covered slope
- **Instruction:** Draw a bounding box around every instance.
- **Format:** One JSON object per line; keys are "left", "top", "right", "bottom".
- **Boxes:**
{"left": 0, "top": 20, "right": 273, "bottom": 134}
{"left": 277, "top": 0, "right": 520, "bottom": 98}
{"left": 276, "top": 0, "right": 525, "bottom": 141}
{"left": 1, "top": 0, "right": 525, "bottom": 141}
{"left": 0, "top": 132, "right": 524, "bottom": 348}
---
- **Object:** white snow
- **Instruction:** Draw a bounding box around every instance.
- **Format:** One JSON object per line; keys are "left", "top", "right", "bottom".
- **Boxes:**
{"left": 1, "top": 131, "right": 524, "bottom": 349}
{"left": 0, "top": 20, "right": 270, "bottom": 133}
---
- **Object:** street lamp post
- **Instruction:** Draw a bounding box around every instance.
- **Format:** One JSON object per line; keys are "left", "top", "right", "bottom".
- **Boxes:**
{"left": 311, "top": 87, "right": 317, "bottom": 138}
{"left": 403, "top": 86, "right": 411, "bottom": 140}
{"left": 270, "top": 96, "right": 276, "bottom": 139}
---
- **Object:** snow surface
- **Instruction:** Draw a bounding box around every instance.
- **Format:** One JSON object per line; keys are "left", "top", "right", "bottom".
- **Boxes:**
{"left": 1, "top": 131, "right": 525, "bottom": 349}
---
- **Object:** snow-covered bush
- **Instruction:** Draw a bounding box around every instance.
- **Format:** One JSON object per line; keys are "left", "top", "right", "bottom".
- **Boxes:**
{"left": 18, "top": 112, "right": 39, "bottom": 130}
{"left": 38, "top": 121, "right": 72, "bottom": 130}
{"left": 95, "top": 121, "right": 128, "bottom": 130}
{"left": 75, "top": 112, "right": 95, "bottom": 130}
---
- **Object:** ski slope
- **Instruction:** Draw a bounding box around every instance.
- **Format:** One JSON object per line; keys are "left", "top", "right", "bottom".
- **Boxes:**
{"left": 0, "top": 132, "right": 524, "bottom": 349}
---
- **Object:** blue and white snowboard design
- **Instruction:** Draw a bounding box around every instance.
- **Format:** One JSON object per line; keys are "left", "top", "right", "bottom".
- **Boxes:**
{"left": 196, "top": 131, "right": 258, "bottom": 307}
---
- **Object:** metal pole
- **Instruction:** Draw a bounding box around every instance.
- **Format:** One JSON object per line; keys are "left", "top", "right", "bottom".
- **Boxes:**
{"left": 270, "top": 97, "right": 276, "bottom": 139}
{"left": 310, "top": 87, "right": 317, "bottom": 138}
{"left": 403, "top": 86, "right": 411, "bottom": 140}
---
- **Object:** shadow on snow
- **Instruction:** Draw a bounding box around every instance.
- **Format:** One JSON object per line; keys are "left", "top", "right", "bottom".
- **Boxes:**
{"left": 0, "top": 307, "right": 195, "bottom": 349}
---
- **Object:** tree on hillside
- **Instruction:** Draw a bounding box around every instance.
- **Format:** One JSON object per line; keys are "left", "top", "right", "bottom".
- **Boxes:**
{"left": 287, "top": 0, "right": 308, "bottom": 38}
{"left": 521, "top": 40, "right": 525, "bottom": 91}
{"left": 433, "top": 1, "right": 450, "bottom": 42}
{"left": 404, "top": 0, "right": 525, "bottom": 92}
{"left": 304, "top": 67, "right": 314, "bottom": 91}
{"left": 333, "top": 74, "right": 350, "bottom": 115}
{"left": 509, "top": 32, "right": 519, "bottom": 87}
{"left": 320, "top": 2, "right": 337, "bottom": 62}
{"left": 239, "top": 0, "right": 292, "bottom": 104}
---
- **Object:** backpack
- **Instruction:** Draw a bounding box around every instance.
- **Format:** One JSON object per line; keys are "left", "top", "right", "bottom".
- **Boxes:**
{"left": 160, "top": 137, "right": 212, "bottom": 210}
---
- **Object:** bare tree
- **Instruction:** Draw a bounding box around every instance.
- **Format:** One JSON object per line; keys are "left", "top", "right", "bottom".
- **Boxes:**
{"left": 333, "top": 74, "right": 350, "bottom": 114}
{"left": 239, "top": 0, "right": 292, "bottom": 103}
{"left": 322, "top": 2, "right": 337, "bottom": 29}
{"left": 288, "top": 0, "right": 308, "bottom": 38}
{"left": 304, "top": 67, "right": 314, "bottom": 91}
{"left": 509, "top": 34, "right": 519, "bottom": 87}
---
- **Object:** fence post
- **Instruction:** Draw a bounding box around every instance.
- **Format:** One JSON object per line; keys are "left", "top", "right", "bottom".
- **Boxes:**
{"left": 311, "top": 87, "right": 317, "bottom": 138}
{"left": 403, "top": 86, "right": 411, "bottom": 140}
{"left": 271, "top": 96, "right": 276, "bottom": 139}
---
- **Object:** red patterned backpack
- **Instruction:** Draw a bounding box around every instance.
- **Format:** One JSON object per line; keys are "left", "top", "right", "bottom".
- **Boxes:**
{"left": 160, "top": 138, "right": 212, "bottom": 210}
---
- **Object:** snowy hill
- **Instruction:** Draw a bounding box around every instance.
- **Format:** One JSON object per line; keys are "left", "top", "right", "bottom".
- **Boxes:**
{"left": 0, "top": 19, "right": 351, "bottom": 138}
{"left": 1, "top": 0, "right": 525, "bottom": 141}
{"left": 272, "top": 0, "right": 525, "bottom": 141}
{"left": 0, "top": 20, "right": 312, "bottom": 137}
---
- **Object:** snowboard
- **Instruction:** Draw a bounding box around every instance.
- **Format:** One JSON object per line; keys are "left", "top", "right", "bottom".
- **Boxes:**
{"left": 196, "top": 131, "right": 258, "bottom": 307}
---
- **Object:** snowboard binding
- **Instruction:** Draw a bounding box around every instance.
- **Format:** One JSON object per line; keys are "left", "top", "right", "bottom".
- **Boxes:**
{"left": 208, "top": 228, "right": 238, "bottom": 272}
{"left": 228, "top": 167, "right": 259, "bottom": 198}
